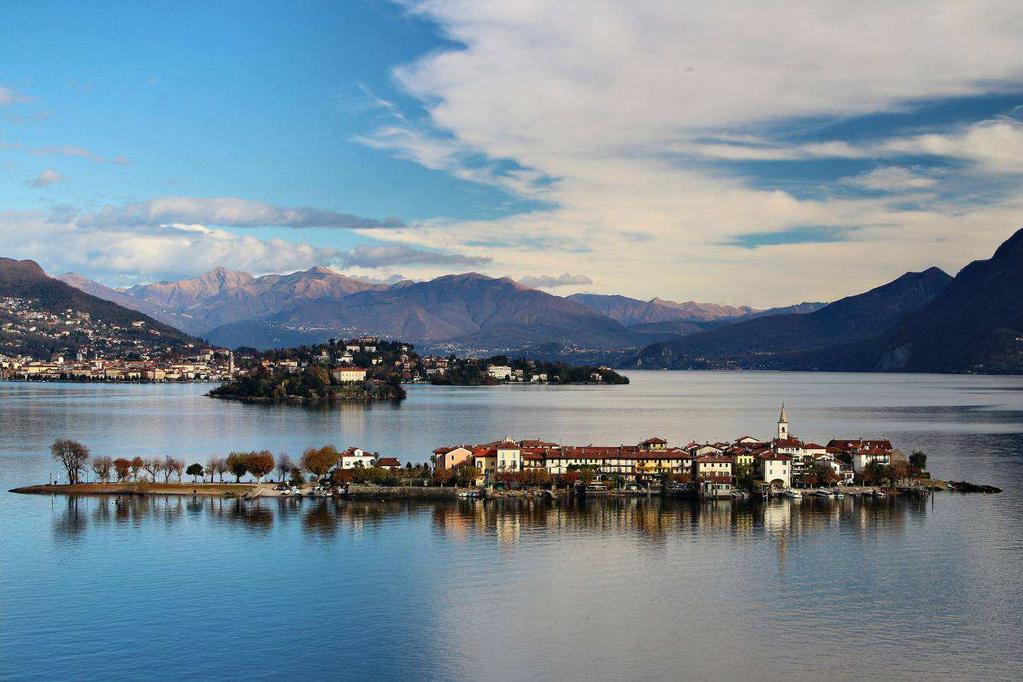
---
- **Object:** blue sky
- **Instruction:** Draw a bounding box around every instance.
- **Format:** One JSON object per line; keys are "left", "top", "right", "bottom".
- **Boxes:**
{"left": 2, "top": 1, "right": 1023, "bottom": 305}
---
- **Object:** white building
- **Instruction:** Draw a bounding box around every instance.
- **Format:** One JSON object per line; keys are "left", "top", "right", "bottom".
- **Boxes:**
{"left": 339, "top": 447, "right": 376, "bottom": 469}
{"left": 332, "top": 367, "right": 368, "bottom": 383}
{"left": 758, "top": 452, "right": 792, "bottom": 488}
{"left": 486, "top": 365, "right": 512, "bottom": 380}
{"left": 851, "top": 449, "right": 892, "bottom": 473}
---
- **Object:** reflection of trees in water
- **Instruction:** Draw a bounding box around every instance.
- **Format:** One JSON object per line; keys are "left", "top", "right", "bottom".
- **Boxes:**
{"left": 226, "top": 499, "right": 273, "bottom": 531}
{"left": 54, "top": 495, "right": 88, "bottom": 540}
{"left": 51, "top": 494, "right": 928, "bottom": 549}
{"left": 302, "top": 500, "right": 338, "bottom": 537}
{"left": 92, "top": 496, "right": 112, "bottom": 524}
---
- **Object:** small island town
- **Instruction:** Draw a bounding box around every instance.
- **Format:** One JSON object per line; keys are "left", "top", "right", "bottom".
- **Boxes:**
{"left": 13, "top": 407, "right": 1001, "bottom": 500}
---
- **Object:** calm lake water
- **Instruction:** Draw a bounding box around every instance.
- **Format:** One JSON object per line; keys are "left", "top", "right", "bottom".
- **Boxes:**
{"left": 2, "top": 372, "right": 1023, "bottom": 681}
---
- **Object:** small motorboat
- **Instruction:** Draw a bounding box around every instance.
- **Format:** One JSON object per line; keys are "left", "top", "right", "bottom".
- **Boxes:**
{"left": 812, "top": 489, "right": 834, "bottom": 498}
{"left": 782, "top": 489, "right": 802, "bottom": 499}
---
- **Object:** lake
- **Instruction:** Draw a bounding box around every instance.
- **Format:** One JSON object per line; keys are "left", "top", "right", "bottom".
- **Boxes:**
{"left": 2, "top": 372, "right": 1023, "bottom": 680}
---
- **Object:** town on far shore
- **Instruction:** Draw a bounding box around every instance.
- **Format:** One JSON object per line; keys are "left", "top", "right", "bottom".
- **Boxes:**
{"left": 2, "top": 334, "right": 628, "bottom": 397}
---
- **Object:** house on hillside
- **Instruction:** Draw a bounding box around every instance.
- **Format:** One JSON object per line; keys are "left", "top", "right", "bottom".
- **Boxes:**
{"left": 332, "top": 367, "right": 367, "bottom": 383}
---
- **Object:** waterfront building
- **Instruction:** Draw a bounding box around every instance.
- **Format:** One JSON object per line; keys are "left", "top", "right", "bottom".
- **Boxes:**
{"left": 693, "top": 453, "right": 734, "bottom": 481}
{"left": 332, "top": 367, "right": 368, "bottom": 383}
{"left": 339, "top": 447, "right": 376, "bottom": 469}
{"left": 486, "top": 365, "right": 513, "bottom": 380}
{"left": 433, "top": 445, "right": 473, "bottom": 470}
{"left": 757, "top": 451, "right": 792, "bottom": 488}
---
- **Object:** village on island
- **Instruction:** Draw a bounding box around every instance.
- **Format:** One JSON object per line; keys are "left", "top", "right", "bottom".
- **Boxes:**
{"left": 429, "top": 406, "right": 915, "bottom": 499}
{"left": 17, "top": 406, "right": 998, "bottom": 500}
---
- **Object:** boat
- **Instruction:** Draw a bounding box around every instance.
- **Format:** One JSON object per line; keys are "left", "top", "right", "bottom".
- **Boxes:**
{"left": 782, "top": 489, "right": 802, "bottom": 499}
{"left": 811, "top": 489, "right": 834, "bottom": 498}
{"left": 583, "top": 483, "right": 609, "bottom": 495}
{"left": 871, "top": 489, "right": 886, "bottom": 498}
{"left": 831, "top": 488, "right": 846, "bottom": 499}
{"left": 457, "top": 490, "right": 478, "bottom": 499}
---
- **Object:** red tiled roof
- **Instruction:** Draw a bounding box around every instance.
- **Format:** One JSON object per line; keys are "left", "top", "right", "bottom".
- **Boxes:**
{"left": 695, "top": 454, "right": 734, "bottom": 464}
{"left": 376, "top": 457, "right": 400, "bottom": 467}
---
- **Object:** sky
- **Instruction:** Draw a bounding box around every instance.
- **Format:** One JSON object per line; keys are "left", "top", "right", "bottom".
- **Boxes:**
{"left": 2, "top": 0, "right": 1023, "bottom": 306}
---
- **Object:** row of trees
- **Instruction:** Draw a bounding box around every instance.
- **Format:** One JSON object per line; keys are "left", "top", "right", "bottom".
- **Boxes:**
{"left": 50, "top": 440, "right": 419, "bottom": 488}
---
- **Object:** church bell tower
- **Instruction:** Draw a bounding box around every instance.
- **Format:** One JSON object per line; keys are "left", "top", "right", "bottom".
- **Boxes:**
{"left": 777, "top": 404, "right": 789, "bottom": 440}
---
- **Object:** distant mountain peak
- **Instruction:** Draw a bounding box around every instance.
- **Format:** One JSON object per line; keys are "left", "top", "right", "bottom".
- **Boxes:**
{"left": 990, "top": 225, "right": 1023, "bottom": 259}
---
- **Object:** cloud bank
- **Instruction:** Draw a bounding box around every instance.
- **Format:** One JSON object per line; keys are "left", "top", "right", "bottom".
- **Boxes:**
{"left": 338, "top": 243, "right": 490, "bottom": 268}
{"left": 354, "top": 1, "right": 1023, "bottom": 305}
{"left": 76, "top": 197, "right": 404, "bottom": 230}
{"left": 518, "top": 273, "right": 593, "bottom": 288}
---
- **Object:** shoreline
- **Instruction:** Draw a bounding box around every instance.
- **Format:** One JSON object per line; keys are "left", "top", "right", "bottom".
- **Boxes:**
{"left": 9, "top": 482, "right": 260, "bottom": 497}
{"left": 10, "top": 480, "right": 1000, "bottom": 499}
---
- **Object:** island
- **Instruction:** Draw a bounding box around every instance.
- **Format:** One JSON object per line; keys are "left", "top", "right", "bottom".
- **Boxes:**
{"left": 206, "top": 337, "right": 629, "bottom": 404}
{"left": 208, "top": 363, "right": 406, "bottom": 403}
{"left": 13, "top": 410, "right": 1003, "bottom": 500}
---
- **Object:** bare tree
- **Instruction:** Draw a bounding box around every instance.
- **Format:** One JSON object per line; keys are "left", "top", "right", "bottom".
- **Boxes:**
{"left": 211, "top": 457, "right": 229, "bottom": 483}
{"left": 51, "top": 439, "right": 90, "bottom": 485}
{"left": 206, "top": 456, "right": 220, "bottom": 483}
{"left": 91, "top": 455, "right": 113, "bottom": 483}
{"left": 142, "top": 457, "right": 162, "bottom": 482}
{"left": 276, "top": 452, "right": 294, "bottom": 483}
{"left": 161, "top": 456, "right": 175, "bottom": 483}
{"left": 168, "top": 458, "right": 185, "bottom": 482}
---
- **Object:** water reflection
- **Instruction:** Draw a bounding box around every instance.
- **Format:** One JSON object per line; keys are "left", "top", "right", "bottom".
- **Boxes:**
{"left": 55, "top": 493, "right": 933, "bottom": 564}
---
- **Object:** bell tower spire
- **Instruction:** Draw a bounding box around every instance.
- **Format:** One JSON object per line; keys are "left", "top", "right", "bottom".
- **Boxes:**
{"left": 777, "top": 404, "right": 789, "bottom": 440}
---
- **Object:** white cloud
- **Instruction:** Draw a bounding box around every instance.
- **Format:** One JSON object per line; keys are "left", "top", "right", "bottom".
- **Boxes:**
{"left": 838, "top": 167, "right": 937, "bottom": 192}
{"left": 338, "top": 243, "right": 490, "bottom": 268}
{"left": 27, "top": 169, "right": 64, "bottom": 187}
{"left": 0, "top": 210, "right": 339, "bottom": 283}
{"left": 685, "top": 118, "right": 1023, "bottom": 174}
{"left": 76, "top": 197, "right": 404, "bottom": 230}
{"left": 518, "top": 273, "right": 593, "bottom": 288}
{"left": 351, "top": 1, "right": 1023, "bottom": 305}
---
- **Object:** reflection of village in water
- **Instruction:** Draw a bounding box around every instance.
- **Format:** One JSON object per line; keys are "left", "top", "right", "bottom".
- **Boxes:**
{"left": 54, "top": 494, "right": 932, "bottom": 567}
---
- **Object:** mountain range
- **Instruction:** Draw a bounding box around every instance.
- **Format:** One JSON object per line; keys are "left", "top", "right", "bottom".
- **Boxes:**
{"left": 37, "top": 226, "right": 1023, "bottom": 373}
{"left": 632, "top": 267, "right": 952, "bottom": 369}
{"left": 804, "top": 227, "right": 1023, "bottom": 373}
{"left": 632, "top": 226, "right": 1023, "bottom": 373}
{"left": 56, "top": 267, "right": 802, "bottom": 357}
{"left": 0, "top": 258, "right": 198, "bottom": 357}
